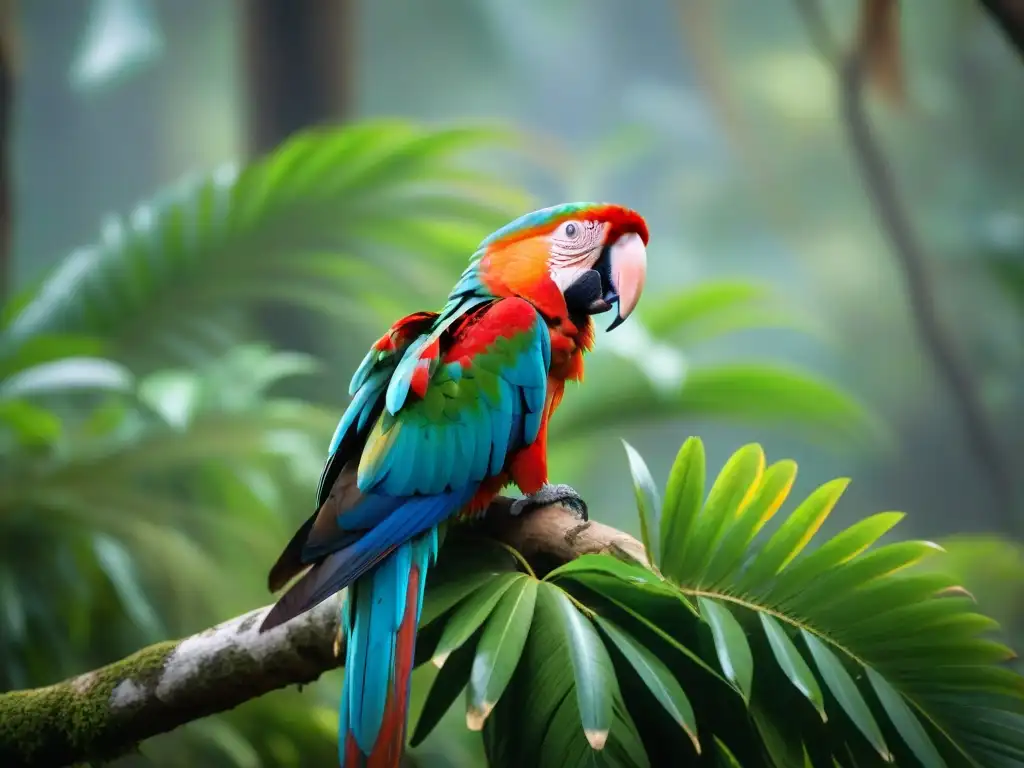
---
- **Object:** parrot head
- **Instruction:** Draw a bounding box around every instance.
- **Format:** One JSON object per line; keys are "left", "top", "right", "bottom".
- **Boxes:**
{"left": 472, "top": 202, "right": 649, "bottom": 331}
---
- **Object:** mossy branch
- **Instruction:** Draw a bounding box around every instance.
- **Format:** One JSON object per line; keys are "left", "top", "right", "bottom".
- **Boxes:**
{"left": 0, "top": 499, "right": 643, "bottom": 768}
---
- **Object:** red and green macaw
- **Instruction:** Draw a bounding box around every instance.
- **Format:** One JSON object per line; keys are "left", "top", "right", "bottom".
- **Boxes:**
{"left": 259, "top": 202, "right": 649, "bottom": 767}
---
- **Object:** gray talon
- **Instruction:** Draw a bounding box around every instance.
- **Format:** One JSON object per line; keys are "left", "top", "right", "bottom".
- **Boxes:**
{"left": 509, "top": 483, "right": 589, "bottom": 522}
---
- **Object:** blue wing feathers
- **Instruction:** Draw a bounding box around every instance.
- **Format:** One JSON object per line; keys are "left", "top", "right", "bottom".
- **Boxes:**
{"left": 295, "top": 487, "right": 474, "bottom": 620}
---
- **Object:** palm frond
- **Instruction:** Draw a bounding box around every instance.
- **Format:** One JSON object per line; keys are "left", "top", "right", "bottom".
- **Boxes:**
{"left": 0, "top": 344, "right": 333, "bottom": 694}
{"left": 4, "top": 122, "right": 528, "bottom": 369}
{"left": 638, "top": 280, "right": 821, "bottom": 346}
{"left": 413, "top": 440, "right": 1024, "bottom": 767}
{"left": 550, "top": 353, "right": 879, "bottom": 449}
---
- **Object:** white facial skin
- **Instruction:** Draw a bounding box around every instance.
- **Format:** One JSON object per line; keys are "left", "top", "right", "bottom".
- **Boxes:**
{"left": 547, "top": 219, "right": 607, "bottom": 292}
{"left": 547, "top": 218, "right": 648, "bottom": 329}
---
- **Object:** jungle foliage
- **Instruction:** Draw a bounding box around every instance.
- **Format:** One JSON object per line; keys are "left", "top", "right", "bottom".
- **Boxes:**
{"left": 415, "top": 438, "right": 1024, "bottom": 767}
{"left": 0, "top": 121, "right": 990, "bottom": 767}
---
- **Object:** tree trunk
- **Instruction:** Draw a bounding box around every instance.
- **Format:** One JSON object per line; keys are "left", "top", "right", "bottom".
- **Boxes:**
{"left": 241, "top": 0, "right": 356, "bottom": 371}
{"left": 0, "top": 0, "right": 16, "bottom": 302}
{"left": 243, "top": 0, "right": 354, "bottom": 157}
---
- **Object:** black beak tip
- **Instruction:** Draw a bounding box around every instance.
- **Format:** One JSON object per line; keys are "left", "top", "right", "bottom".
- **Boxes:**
{"left": 606, "top": 313, "right": 626, "bottom": 332}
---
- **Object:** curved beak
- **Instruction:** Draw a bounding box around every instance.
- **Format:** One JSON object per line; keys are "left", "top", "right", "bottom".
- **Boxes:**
{"left": 605, "top": 232, "right": 647, "bottom": 332}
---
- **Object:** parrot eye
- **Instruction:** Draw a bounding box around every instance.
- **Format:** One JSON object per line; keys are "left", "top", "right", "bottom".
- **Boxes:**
{"left": 550, "top": 219, "right": 600, "bottom": 263}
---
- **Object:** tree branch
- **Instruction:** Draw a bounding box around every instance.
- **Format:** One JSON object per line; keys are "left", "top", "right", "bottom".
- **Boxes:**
{"left": 0, "top": 500, "right": 642, "bottom": 768}
{"left": 794, "top": 0, "right": 1017, "bottom": 527}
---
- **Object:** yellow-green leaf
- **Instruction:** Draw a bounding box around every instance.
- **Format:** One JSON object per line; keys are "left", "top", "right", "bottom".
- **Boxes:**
{"left": 767, "top": 511, "right": 905, "bottom": 604}
{"left": 703, "top": 459, "right": 797, "bottom": 586}
{"left": 714, "top": 737, "right": 743, "bottom": 767}
{"left": 683, "top": 443, "right": 765, "bottom": 584}
{"left": 740, "top": 478, "right": 850, "bottom": 591}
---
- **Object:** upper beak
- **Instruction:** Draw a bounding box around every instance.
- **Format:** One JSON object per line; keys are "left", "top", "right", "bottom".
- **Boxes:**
{"left": 605, "top": 232, "right": 647, "bottom": 332}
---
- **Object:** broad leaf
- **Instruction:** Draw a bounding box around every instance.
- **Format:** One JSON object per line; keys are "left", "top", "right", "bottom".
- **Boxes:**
{"left": 546, "top": 584, "right": 617, "bottom": 750}
{"left": 431, "top": 572, "right": 521, "bottom": 667}
{"left": 699, "top": 596, "right": 754, "bottom": 702}
{"left": 802, "top": 630, "right": 892, "bottom": 762}
{"left": 595, "top": 615, "right": 700, "bottom": 754}
{"left": 660, "top": 436, "right": 705, "bottom": 581}
{"left": 760, "top": 613, "right": 826, "bottom": 721}
{"left": 466, "top": 577, "right": 538, "bottom": 730}
{"left": 865, "top": 667, "right": 946, "bottom": 768}
{"left": 418, "top": 439, "right": 1024, "bottom": 766}
{"left": 679, "top": 443, "right": 764, "bottom": 584}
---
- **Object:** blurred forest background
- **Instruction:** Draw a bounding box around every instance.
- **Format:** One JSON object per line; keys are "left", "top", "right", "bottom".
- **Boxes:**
{"left": 1, "top": 0, "right": 1022, "bottom": 766}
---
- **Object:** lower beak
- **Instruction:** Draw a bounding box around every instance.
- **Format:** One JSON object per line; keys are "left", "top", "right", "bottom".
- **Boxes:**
{"left": 605, "top": 232, "right": 647, "bottom": 332}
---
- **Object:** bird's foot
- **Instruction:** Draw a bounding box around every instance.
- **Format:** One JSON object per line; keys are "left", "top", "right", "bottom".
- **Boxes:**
{"left": 509, "top": 483, "right": 589, "bottom": 522}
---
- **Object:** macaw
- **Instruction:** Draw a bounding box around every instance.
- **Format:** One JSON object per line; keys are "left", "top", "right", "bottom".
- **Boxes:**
{"left": 259, "top": 202, "right": 649, "bottom": 767}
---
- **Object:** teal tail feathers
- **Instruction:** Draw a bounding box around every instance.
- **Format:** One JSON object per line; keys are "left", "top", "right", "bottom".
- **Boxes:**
{"left": 339, "top": 528, "right": 438, "bottom": 768}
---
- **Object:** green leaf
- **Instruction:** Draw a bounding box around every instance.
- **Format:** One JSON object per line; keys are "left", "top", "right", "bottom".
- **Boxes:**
{"left": 767, "top": 511, "right": 905, "bottom": 604}
{"left": 0, "top": 400, "right": 62, "bottom": 444}
{"left": 595, "top": 615, "right": 701, "bottom": 754}
{"left": 703, "top": 460, "right": 798, "bottom": 587}
{"left": 0, "top": 334, "right": 105, "bottom": 378}
{"left": 740, "top": 478, "right": 850, "bottom": 591}
{"left": 431, "top": 572, "right": 521, "bottom": 667}
{"left": 714, "top": 737, "right": 744, "bottom": 768}
{"left": 622, "top": 439, "right": 661, "bottom": 566}
{"left": 801, "top": 631, "right": 892, "bottom": 762}
{"left": 0, "top": 358, "right": 133, "bottom": 400}
{"left": 420, "top": 536, "right": 519, "bottom": 627}
{"left": 759, "top": 614, "right": 826, "bottom": 721}
{"left": 661, "top": 436, "right": 706, "bottom": 581}
{"left": 466, "top": 577, "right": 538, "bottom": 730}
{"left": 91, "top": 534, "right": 163, "bottom": 640}
{"left": 751, "top": 704, "right": 810, "bottom": 768}
{"left": 410, "top": 634, "right": 479, "bottom": 747}
{"left": 639, "top": 280, "right": 811, "bottom": 346}
{"left": 545, "top": 584, "right": 617, "bottom": 750}
{"left": 675, "top": 365, "right": 877, "bottom": 444}
{"left": 565, "top": 569, "right": 724, "bottom": 683}
{"left": 7, "top": 122, "right": 526, "bottom": 367}
{"left": 682, "top": 443, "right": 765, "bottom": 583}
{"left": 784, "top": 541, "right": 946, "bottom": 619}
{"left": 546, "top": 553, "right": 672, "bottom": 593}
{"left": 698, "top": 597, "right": 753, "bottom": 702}
{"left": 865, "top": 667, "right": 946, "bottom": 768}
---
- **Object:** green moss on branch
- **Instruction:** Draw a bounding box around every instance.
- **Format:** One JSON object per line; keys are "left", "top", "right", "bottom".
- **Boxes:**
{"left": 0, "top": 642, "right": 177, "bottom": 766}
{"left": 0, "top": 600, "right": 344, "bottom": 768}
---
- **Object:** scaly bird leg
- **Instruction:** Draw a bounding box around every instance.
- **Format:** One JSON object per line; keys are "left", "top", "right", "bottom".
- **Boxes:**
{"left": 509, "top": 483, "right": 588, "bottom": 522}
